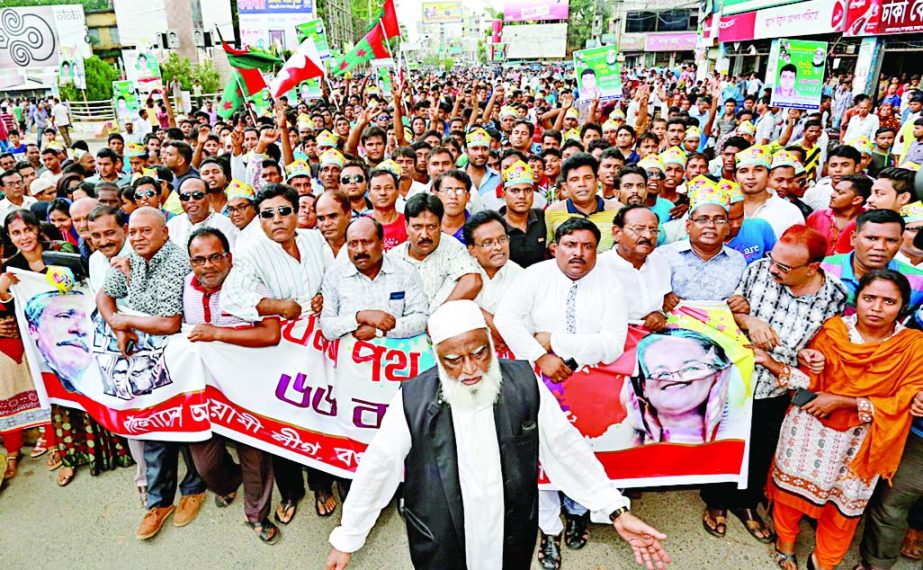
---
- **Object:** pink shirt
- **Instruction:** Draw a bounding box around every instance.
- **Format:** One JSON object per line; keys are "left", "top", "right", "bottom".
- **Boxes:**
{"left": 381, "top": 214, "right": 408, "bottom": 252}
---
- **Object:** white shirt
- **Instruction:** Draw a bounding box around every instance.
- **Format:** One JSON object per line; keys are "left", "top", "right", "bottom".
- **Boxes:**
{"left": 474, "top": 260, "right": 523, "bottom": 315}
{"left": 328, "top": 376, "right": 630, "bottom": 565}
{"left": 389, "top": 236, "right": 480, "bottom": 312}
{"left": 755, "top": 112, "right": 775, "bottom": 144}
{"left": 40, "top": 170, "right": 62, "bottom": 185}
{"left": 747, "top": 193, "right": 805, "bottom": 238}
{"left": 235, "top": 216, "right": 265, "bottom": 251}
{"left": 599, "top": 249, "right": 672, "bottom": 321}
{"left": 51, "top": 102, "right": 70, "bottom": 127}
{"left": 843, "top": 112, "right": 880, "bottom": 143}
{"left": 0, "top": 196, "right": 37, "bottom": 225}
{"left": 494, "top": 259, "right": 628, "bottom": 367}
{"left": 220, "top": 228, "right": 334, "bottom": 322}
{"left": 89, "top": 241, "right": 132, "bottom": 310}
{"left": 167, "top": 211, "right": 239, "bottom": 252}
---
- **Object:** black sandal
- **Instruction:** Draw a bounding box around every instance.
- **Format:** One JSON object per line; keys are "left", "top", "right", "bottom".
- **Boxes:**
{"left": 564, "top": 513, "right": 589, "bottom": 550}
{"left": 703, "top": 507, "right": 728, "bottom": 538}
{"left": 215, "top": 491, "right": 236, "bottom": 508}
{"left": 772, "top": 546, "right": 798, "bottom": 570}
{"left": 274, "top": 499, "right": 299, "bottom": 525}
{"left": 246, "top": 518, "right": 281, "bottom": 545}
{"left": 538, "top": 532, "right": 562, "bottom": 570}
{"left": 314, "top": 490, "right": 337, "bottom": 517}
{"left": 732, "top": 507, "right": 775, "bottom": 544}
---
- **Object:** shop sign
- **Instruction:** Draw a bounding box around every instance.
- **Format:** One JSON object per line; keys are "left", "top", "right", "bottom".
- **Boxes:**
{"left": 753, "top": 0, "right": 846, "bottom": 39}
{"left": 719, "top": 10, "right": 757, "bottom": 42}
{"left": 645, "top": 32, "right": 698, "bottom": 52}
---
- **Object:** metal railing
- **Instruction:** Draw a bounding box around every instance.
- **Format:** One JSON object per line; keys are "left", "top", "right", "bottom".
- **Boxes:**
{"left": 65, "top": 93, "right": 222, "bottom": 123}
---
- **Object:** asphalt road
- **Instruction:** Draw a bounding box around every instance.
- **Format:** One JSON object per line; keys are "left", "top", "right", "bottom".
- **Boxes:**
{"left": 1, "top": 445, "right": 917, "bottom": 570}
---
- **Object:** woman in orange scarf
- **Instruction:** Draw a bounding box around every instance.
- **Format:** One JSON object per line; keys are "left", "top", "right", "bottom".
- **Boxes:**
{"left": 752, "top": 269, "right": 923, "bottom": 570}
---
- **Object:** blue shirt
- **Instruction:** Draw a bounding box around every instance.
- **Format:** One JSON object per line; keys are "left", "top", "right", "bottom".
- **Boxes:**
{"left": 660, "top": 240, "right": 747, "bottom": 301}
{"left": 473, "top": 167, "right": 501, "bottom": 197}
{"left": 650, "top": 197, "right": 674, "bottom": 224}
{"left": 728, "top": 219, "right": 777, "bottom": 265}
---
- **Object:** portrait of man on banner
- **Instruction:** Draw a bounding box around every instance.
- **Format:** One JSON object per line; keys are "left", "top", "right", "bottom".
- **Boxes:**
{"left": 25, "top": 290, "right": 93, "bottom": 396}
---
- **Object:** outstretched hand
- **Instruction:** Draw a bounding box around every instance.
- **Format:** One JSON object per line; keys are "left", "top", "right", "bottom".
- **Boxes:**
{"left": 614, "top": 512, "right": 671, "bottom": 570}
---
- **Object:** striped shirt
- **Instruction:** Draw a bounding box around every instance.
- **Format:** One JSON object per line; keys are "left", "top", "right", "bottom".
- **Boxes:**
{"left": 544, "top": 196, "right": 621, "bottom": 253}
{"left": 737, "top": 258, "right": 849, "bottom": 399}
{"left": 820, "top": 253, "right": 923, "bottom": 315}
{"left": 219, "top": 228, "right": 334, "bottom": 322}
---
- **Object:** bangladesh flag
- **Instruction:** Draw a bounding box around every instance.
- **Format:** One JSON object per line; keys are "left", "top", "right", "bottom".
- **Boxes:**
{"left": 222, "top": 42, "right": 283, "bottom": 71}
{"left": 217, "top": 70, "right": 247, "bottom": 119}
{"left": 333, "top": 0, "right": 399, "bottom": 76}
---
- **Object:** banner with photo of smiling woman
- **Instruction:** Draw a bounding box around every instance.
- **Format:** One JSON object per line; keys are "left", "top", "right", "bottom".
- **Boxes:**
{"left": 541, "top": 302, "right": 755, "bottom": 488}
{"left": 768, "top": 38, "right": 828, "bottom": 111}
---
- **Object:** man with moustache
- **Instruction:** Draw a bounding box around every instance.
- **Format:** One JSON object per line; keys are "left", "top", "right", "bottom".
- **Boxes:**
{"left": 325, "top": 300, "right": 669, "bottom": 570}
{"left": 166, "top": 177, "right": 238, "bottom": 251}
{"left": 495, "top": 217, "right": 630, "bottom": 567}
{"left": 602, "top": 205, "right": 672, "bottom": 331}
{"left": 199, "top": 158, "right": 229, "bottom": 215}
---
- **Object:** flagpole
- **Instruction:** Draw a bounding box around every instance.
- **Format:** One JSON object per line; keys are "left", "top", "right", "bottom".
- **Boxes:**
{"left": 214, "top": 24, "right": 259, "bottom": 124}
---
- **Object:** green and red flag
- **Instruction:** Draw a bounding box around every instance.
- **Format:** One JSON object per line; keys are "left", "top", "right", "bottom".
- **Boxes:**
{"left": 333, "top": 0, "right": 400, "bottom": 76}
{"left": 222, "top": 42, "right": 283, "bottom": 72}
{"left": 217, "top": 70, "right": 247, "bottom": 120}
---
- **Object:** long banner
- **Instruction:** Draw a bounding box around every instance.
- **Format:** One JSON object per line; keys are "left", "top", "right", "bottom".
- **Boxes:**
{"left": 13, "top": 271, "right": 753, "bottom": 487}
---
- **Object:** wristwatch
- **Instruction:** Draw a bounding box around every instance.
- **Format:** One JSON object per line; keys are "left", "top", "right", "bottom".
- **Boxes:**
{"left": 609, "top": 506, "right": 631, "bottom": 522}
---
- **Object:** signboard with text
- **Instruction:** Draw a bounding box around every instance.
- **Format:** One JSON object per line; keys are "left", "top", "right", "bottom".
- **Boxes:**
{"left": 768, "top": 38, "right": 827, "bottom": 111}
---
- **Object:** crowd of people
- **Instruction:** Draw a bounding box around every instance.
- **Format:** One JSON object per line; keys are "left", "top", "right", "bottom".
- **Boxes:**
{"left": 1, "top": 61, "right": 923, "bottom": 570}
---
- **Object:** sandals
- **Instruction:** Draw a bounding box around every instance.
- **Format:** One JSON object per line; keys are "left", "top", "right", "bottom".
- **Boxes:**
{"left": 901, "top": 528, "right": 923, "bottom": 560}
{"left": 47, "top": 451, "right": 62, "bottom": 471}
{"left": 215, "top": 491, "right": 237, "bottom": 508}
{"left": 564, "top": 513, "right": 589, "bottom": 550}
{"left": 57, "top": 467, "right": 75, "bottom": 487}
{"left": 274, "top": 498, "right": 299, "bottom": 525}
{"left": 246, "top": 518, "right": 281, "bottom": 545}
{"left": 732, "top": 507, "right": 775, "bottom": 543}
{"left": 703, "top": 507, "right": 728, "bottom": 538}
{"left": 538, "top": 532, "right": 562, "bottom": 570}
{"left": 315, "top": 490, "right": 337, "bottom": 517}
{"left": 3, "top": 454, "right": 19, "bottom": 480}
{"left": 30, "top": 436, "right": 48, "bottom": 458}
{"left": 772, "top": 546, "right": 798, "bottom": 570}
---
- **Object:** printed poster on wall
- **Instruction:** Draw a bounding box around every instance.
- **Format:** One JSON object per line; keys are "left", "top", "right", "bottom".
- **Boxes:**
{"left": 573, "top": 45, "right": 622, "bottom": 102}
{"left": 58, "top": 46, "right": 86, "bottom": 90}
{"left": 769, "top": 38, "right": 827, "bottom": 111}
{"left": 295, "top": 19, "right": 332, "bottom": 59}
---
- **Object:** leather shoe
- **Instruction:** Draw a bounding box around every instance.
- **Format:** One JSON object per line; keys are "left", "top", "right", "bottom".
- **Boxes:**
{"left": 136, "top": 506, "right": 175, "bottom": 540}
{"left": 173, "top": 492, "right": 206, "bottom": 527}
{"left": 538, "top": 532, "right": 562, "bottom": 569}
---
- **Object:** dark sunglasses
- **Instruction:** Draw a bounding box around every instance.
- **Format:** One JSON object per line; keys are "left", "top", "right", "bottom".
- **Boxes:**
{"left": 179, "top": 191, "right": 206, "bottom": 201}
{"left": 135, "top": 189, "right": 158, "bottom": 199}
{"left": 340, "top": 174, "right": 365, "bottom": 185}
{"left": 259, "top": 206, "right": 295, "bottom": 219}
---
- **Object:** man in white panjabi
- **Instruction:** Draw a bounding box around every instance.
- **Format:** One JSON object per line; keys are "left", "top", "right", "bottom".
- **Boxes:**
{"left": 325, "top": 301, "right": 670, "bottom": 570}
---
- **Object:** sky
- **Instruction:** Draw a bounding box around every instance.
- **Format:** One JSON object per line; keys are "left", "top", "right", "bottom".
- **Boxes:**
{"left": 395, "top": 0, "right": 500, "bottom": 42}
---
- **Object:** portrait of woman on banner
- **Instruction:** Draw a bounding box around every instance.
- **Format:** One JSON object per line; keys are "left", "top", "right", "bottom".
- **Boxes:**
{"left": 620, "top": 328, "right": 744, "bottom": 446}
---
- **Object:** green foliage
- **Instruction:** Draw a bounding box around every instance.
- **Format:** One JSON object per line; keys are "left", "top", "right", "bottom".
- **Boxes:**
{"left": 58, "top": 55, "right": 119, "bottom": 101}
{"left": 2, "top": 0, "right": 109, "bottom": 9}
{"left": 566, "top": 0, "right": 611, "bottom": 54}
{"left": 160, "top": 52, "right": 223, "bottom": 93}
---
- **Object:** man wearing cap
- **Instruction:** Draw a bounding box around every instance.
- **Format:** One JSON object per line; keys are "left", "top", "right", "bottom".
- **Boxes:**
{"left": 736, "top": 145, "right": 804, "bottom": 238}
{"left": 637, "top": 154, "right": 675, "bottom": 224}
{"left": 318, "top": 148, "right": 345, "bottom": 192}
{"left": 660, "top": 147, "right": 689, "bottom": 218}
{"left": 125, "top": 142, "right": 149, "bottom": 177}
{"left": 495, "top": 216, "right": 630, "bottom": 566}
{"left": 499, "top": 160, "right": 547, "bottom": 268}
{"left": 896, "top": 202, "right": 923, "bottom": 266}
{"left": 767, "top": 150, "right": 811, "bottom": 219}
{"left": 167, "top": 177, "right": 238, "bottom": 252}
{"left": 325, "top": 300, "right": 669, "bottom": 570}
{"left": 464, "top": 128, "right": 501, "bottom": 201}
{"left": 28, "top": 177, "right": 56, "bottom": 202}
{"left": 225, "top": 179, "right": 263, "bottom": 250}
{"left": 284, "top": 159, "right": 313, "bottom": 196}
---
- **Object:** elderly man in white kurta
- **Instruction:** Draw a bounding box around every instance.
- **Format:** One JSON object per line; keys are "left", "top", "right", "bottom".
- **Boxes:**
{"left": 325, "top": 300, "right": 670, "bottom": 570}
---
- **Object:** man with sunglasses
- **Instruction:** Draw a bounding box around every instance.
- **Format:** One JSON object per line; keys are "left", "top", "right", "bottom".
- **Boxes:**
{"left": 701, "top": 225, "right": 848, "bottom": 546}
{"left": 132, "top": 176, "right": 175, "bottom": 221}
{"left": 166, "top": 177, "right": 238, "bottom": 252}
{"left": 338, "top": 161, "right": 372, "bottom": 218}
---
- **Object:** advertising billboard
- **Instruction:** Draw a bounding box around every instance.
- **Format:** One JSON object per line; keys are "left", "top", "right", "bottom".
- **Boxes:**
{"left": 422, "top": 1, "right": 463, "bottom": 23}
{"left": 503, "top": 23, "right": 568, "bottom": 59}
{"left": 504, "top": 0, "right": 570, "bottom": 22}
{"left": 0, "top": 5, "right": 89, "bottom": 69}
{"left": 237, "top": 0, "right": 316, "bottom": 50}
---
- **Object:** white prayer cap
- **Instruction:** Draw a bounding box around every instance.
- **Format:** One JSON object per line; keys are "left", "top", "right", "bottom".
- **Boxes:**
{"left": 428, "top": 300, "right": 488, "bottom": 345}
{"left": 30, "top": 177, "right": 54, "bottom": 197}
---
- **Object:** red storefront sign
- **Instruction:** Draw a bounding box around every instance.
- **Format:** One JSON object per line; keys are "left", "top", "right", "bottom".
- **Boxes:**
{"left": 844, "top": 0, "right": 923, "bottom": 35}
{"left": 719, "top": 10, "right": 758, "bottom": 42}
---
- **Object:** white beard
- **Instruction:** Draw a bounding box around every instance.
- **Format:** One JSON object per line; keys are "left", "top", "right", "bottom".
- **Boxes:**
{"left": 437, "top": 354, "right": 503, "bottom": 412}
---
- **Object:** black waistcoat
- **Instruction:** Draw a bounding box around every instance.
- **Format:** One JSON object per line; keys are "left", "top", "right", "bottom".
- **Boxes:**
{"left": 401, "top": 359, "right": 540, "bottom": 570}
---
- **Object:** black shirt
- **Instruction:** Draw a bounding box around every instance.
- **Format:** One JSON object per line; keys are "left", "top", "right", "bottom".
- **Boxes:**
{"left": 501, "top": 207, "right": 547, "bottom": 268}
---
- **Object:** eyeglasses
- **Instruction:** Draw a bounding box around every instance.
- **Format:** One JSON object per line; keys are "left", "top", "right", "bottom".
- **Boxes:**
{"left": 189, "top": 253, "right": 228, "bottom": 267}
{"left": 340, "top": 175, "right": 365, "bottom": 185}
{"left": 647, "top": 362, "right": 722, "bottom": 383}
{"left": 765, "top": 252, "right": 811, "bottom": 273}
{"left": 259, "top": 206, "right": 295, "bottom": 219}
{"left": 690, "top": 216, "right": 729, "bottom": 226}
{"left": 645, "top": 171, "right": 665, "bottom": 180}
{"left": 438, "top": 187, "right": 468, "bottom": 197}
{"left": 227, "top": 203, "right": 254, "bottom": 214}
{"left": 475, "top": 235, "right": 509, "bottom": 249}
{"left": 179, "top": 191, "right": 206, "bottom": 202}
{"left": 624, "top": 225, "right": 660, "bottom": 236}
{"left": 135, "top": 189, "right": 158, "bottom": 199}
